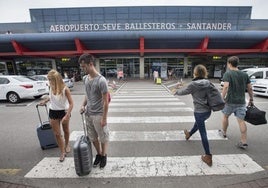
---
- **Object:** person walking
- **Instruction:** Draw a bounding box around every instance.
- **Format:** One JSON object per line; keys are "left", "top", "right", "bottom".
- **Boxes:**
{"left": 79, "top": 53, "right": 110, "bottom": 169}
{"left": 174, "top": 64, "right": 213, "bottom": 166}
{"left": 220, "top": 56, "right": 254, "bottom": 149}
{"left": 39, "top": 69, "right": 74, "bottom": 162}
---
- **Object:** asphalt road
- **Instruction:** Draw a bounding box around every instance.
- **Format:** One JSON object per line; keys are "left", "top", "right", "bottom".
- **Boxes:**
{"left": 0, "top": 80, "right": 268, "bottom": 188}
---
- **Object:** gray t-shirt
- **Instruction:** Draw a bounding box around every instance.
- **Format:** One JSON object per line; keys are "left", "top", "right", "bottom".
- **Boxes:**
{"left": 84, "top": 75, "right": 108, "bottom": 115}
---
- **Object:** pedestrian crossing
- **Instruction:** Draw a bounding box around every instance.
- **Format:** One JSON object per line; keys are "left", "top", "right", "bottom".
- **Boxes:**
{"left": 25, "top": 81, "right": 264, "bottom": 178}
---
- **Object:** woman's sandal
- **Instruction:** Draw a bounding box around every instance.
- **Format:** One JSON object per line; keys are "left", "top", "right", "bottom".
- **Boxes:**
{"left": 59, "top": 153, "right": 66, "bottom": 162}
{"left": 65, "top": 145, "right": 71, "bottom": 153}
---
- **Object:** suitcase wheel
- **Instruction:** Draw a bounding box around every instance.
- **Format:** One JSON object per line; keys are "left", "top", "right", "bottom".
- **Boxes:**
{"left": 41, "top": 146, "right": 45, "bottom": 150}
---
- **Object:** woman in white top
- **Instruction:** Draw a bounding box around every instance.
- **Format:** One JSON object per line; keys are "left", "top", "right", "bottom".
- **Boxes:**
{"left": 40, "top": 69, "right": 74, "bottom": 162}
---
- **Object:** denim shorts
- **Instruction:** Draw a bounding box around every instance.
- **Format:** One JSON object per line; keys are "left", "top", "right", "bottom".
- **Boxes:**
{"left": 222, "top": 103, "right": 247, "bottom": 120}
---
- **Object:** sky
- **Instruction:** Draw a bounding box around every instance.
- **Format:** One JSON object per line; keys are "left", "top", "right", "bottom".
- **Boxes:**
{"left": 0, "top": 0, "right": 268, "bottom": 23}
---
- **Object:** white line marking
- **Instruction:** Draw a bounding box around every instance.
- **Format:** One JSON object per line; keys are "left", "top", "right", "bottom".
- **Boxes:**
{"left": 109, "top": 107, "right": 193, "bottom": 112}
{"left": 69, "top": 130, "right": 228, "bottom": 142}
{"left": 112, "top": 95, "right": 174, "bottom": 98}
{"left": 111, "top": 98, "right": 179, "bottom": 101}
{"left": 110, "top": 102, "right": 186, "bottom": 106}
{"left": 108, "top": 116, "right": 195, "bottom": 123}
{"left": 119, "top": 88, "right": 165, "bottom": 91}
{"left": 25, "top": 154, "right": 264, "bottom": 178}
{"left": 118, "top": 91, "right": 169, "bottom": 94}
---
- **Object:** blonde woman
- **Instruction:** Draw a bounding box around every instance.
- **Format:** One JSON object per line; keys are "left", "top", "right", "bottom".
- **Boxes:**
{"left": 40, "top": 69, "right": 74, "bottom": 162}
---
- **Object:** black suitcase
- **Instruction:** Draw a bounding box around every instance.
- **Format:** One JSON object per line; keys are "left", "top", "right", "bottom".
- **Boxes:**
{"left": 36, "top": 104, "right": 58, "bottom": 150}
{"left": 73, "top": 114, "right": 93, "bottom": 176}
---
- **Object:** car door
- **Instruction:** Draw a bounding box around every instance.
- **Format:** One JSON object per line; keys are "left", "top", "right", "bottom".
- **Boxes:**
{"left": 250, "top": 71, "right": 263, "bottom": 84}
{"left": 0, "top": 77, "right": 9, "bottom": 99}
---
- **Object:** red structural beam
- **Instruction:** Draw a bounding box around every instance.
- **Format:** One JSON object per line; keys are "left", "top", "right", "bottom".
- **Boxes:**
{"left": 11, "top": 40, "right": 30, "bottom": 55}
{"left": 75, "top": 38, "right": 87, "bottom": 53}
{"left": 140, "top": 37, "right": 145, "bottom": 57}
{"left": 252, "top": 38, "right": 268, "bottom": 52}
{"left": 199, "top": 36, "right": 209, "bottom": 52}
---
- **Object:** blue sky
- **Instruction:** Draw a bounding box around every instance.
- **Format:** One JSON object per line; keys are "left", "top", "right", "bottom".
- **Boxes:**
{"left": 0, "top": 0, "right": 267, "bottom": 23}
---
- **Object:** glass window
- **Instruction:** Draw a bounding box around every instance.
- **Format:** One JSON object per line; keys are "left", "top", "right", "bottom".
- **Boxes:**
{"left": 92, "top": 8, "right": 104, "bottom": 14}
{"left": 142, "top": 13, "right": 153, "bottom": 19}
{"left": 154, "top": 7, "right": 166, "bottom": 13}
{"left": 15, "top": 60, "right": 53, "bottom": 76}
{"left": 142, "top": 7, "right": 154, "bottom": 13}
{"left": 251, "top": 72, "right": 263, "bottom": 79}
{"left": 191, "top": 7, "right": 203, "bottom": 13}
{"left": 167, "top": 7, "right": 179, "bottom": 13}
{"left": 129, "top": 7, "right": 141, "bottom": 14}
{"left": 117, "top": 14, "right": 128, "bottom": 19}
{"left": 80, "top": 8, "right": 91, "bottom": 14}
{"left": 203, "top": 7, "right": 215, "bottom": 13}
{"left": 116, "top": 7, "right": 128, "bottom": 14}
{"left": 43, "top": 9, "right": 55, "bottom": 16}
{"left": 67, "top": 8, "right": 79, "bottom": 14}
{"left": 166, "top": 14, "right": 178, "bottom": 19}
{"left": 55, "top": 9, "right": 67, "bottom": 15}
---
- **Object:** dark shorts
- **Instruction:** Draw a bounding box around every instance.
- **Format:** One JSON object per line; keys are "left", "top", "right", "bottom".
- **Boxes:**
{"left": 49, "top": 109, "right": 66, "bottom": 120}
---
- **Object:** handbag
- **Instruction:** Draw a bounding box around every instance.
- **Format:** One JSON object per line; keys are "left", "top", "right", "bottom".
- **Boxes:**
{"left": 206, "top": 82, "right": 225, "bottom": 111}
{"left": 244, "top": 105, "right": 267, "bottom": 125}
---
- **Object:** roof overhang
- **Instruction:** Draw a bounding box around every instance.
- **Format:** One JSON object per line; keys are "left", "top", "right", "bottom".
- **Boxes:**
{"left": 0, "top": 30, "right": 268, "bottom": 58}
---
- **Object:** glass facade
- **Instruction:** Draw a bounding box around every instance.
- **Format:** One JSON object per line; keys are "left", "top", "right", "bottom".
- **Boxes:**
{"left": 30, "top": 6, "right": 253, "bottom": 33}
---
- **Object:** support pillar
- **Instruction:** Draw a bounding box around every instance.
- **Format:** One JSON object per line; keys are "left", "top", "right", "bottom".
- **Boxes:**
{"left": 183, "top": 57, "right": 188, "bottom": 78}
{"left": 95, "top": 58, "right": 100, "bottom": 73}
{"left": 140, "top": 57, "right": 145, "bottom": 79}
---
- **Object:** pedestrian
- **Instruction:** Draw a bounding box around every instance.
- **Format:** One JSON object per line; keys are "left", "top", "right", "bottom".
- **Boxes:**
{"left": 174, "top": 64, "right": 213, "bottom": 166}
{"left": 39, "top": 69, "right": 74, "bottom": 162}
{"left": 78, "top": 53, "right": 110, "bottom": 169}
{"left": 219, "top": 56, "right": 254, "bottom": 149}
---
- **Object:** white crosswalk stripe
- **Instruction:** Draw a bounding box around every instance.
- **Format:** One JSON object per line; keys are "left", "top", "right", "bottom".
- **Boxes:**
{"left": 109, "top": 107, "right": 193, "bottom": 112}
{"left": 110, "top": 102, "right": 186, "bottom": 106}
{"left": 25, "top": 81, "right": 264, "bottom": 179}
{"left": 25, "top": 154, "right": 264, "bottom": 178}
{"left": 69, "top": 130, "right": 228, "bottom": 142}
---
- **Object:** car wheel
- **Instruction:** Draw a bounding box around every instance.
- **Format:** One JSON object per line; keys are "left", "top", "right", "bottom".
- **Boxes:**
{"left": 7, "top": 92, "right": 20, "bottom": 103}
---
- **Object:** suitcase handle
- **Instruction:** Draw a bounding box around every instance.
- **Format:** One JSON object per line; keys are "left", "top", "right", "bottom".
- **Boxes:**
{"left": 81, "top": 113, "right": 87, "bottom": 137}
{"left": 36, "top": 104, "right": 49, "bottom": 125}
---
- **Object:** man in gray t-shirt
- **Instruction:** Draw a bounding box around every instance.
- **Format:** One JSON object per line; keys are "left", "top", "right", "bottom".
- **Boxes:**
{"left": 79, "top": 54, "right": 109, "bottom": 169}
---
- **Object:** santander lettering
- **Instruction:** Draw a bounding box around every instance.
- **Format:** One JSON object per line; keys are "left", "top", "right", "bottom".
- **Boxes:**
{"left": 49, "top": 22, "right": 232, "bottom": 32}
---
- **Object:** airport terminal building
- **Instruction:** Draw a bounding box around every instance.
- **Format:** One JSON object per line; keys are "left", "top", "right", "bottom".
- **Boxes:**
{"left": 0, "top": 6, "right": 268, "bottom": 80}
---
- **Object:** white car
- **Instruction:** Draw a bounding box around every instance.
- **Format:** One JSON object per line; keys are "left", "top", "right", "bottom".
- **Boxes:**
{"left": 252, "top": 79, "right": 268, "bottom": 97}
{"left": 31, "top": 75, "right": 74, "bottom": 89}
{"left": 0, "top": 75, "right": 48, "bottom": 103}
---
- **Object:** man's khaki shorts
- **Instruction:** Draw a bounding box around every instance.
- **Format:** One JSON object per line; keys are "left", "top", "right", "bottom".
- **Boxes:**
{"left": 85, "top": 115, "right": 109, "bottom": 143}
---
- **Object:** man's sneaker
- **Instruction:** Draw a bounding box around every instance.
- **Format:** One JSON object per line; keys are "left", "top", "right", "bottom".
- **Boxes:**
{"left": 93, "top": 154, "right": 102, "bottom": 167}
{"left": 236, "top": 142, "right": 248, "bottom": 149}
{"left": 218, "top": 130, "right": 227, "bottom": 138}
{"left": 100, "top": 155, "right": 107, "bottom": 169}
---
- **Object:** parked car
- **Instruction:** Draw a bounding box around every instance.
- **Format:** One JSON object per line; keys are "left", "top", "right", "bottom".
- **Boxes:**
{"left": 252, "top": 79, "right": 268, "bottom": 97}
{"left": 242, "top": 67, "right": 268, "bottom": 84}
{"left": 31, "top": 75, "right": 74, "bottom": 89}
{"left": 0, "top": 75, "right": 48, "bottom": 103}
{"left": 220, "top": 67, "right": 268, "bottom": 87}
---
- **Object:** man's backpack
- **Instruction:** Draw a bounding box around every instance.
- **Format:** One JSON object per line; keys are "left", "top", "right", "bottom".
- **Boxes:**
{"left": 207, "top": 82, "right": 225, "bottom": 111}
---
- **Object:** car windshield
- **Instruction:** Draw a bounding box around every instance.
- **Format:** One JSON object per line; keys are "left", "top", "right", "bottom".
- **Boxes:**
{"left": 13, "top": 76, "right": 35, "bottom": 82}
{"left": 246, "top": 70, "right": 256, "bottom": 76}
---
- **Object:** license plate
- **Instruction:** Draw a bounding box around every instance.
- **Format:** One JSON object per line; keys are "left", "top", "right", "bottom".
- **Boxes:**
{"left": 38, "top": 89, "right": 46, "bottom": 92}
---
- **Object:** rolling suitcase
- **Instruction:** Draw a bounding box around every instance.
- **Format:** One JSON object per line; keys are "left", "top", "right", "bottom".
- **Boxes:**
{"left": 36, "top": 104, "right": 58, "bottom": 150}
{"left": 156, "top": 78, "right": 162, "bottom": 84}
{"left": 73, "top": 114, "right": 93, "bottom": 176}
